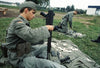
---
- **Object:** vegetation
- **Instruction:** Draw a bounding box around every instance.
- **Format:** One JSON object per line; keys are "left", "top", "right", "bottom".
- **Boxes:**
{"left": 0, "top": 5, "right": 100, "bottom": 67}
{"left": 25, "top": 0, "right": 86, "bottom": 14}
{"left": 0, "top": 14, "right": 100, "bottom": 66}
{"left": 66, "top": 5, "right": 75, "bottom": 12}
{"left": 26, "top": 0, "right": 49, "bottom": 7}
{"left": 31, "top": 15, "right": 100, "bottom": 65}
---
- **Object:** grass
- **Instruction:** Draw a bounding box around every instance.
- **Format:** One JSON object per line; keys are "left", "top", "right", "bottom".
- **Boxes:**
{"left": 30, "top": 15, "right": 100, "bottom": 65}
{"left": 30, "top": 15, "right": 100, "bottom": 64}
{"left": 0, "top": 17, "right": 14, "bottom": 43}
{"left": 0, "top": 13, "right": 100, "bottom": 68}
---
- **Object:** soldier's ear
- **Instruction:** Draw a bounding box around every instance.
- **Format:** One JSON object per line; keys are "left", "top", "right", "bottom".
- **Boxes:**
{"left": 24, "top": 8, "right": 29, "bottom": 13}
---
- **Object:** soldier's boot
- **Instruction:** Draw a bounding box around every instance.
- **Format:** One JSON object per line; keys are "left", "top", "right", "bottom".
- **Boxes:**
{"left": 91, "top": 36, "right": 100, "bottom": 43}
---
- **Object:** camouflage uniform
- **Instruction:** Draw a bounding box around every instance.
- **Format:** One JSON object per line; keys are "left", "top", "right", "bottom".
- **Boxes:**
{"left": 57, "top": 11, "right": 74, "bottom": 33}
{"left": 6, "top": 13, "right": 66, "bottom": 68}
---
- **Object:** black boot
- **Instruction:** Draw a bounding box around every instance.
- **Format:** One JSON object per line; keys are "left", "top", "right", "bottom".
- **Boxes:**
{"left": 97, "top": 36, "right": 100, "bottom": 42}
{"left": 91, "top": 36, "right": 100, "bottom": 43}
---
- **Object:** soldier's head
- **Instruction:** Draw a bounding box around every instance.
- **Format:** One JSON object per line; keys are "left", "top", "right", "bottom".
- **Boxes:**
{"left": 73, "top": 11, "right": 77, "bottom": 15}
{"left": 19, "top": 1, "right": 37, "bottom": 21}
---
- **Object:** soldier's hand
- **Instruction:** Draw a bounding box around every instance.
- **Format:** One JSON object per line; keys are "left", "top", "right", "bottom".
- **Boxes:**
{"left": 46, "top": 25, "right": 54, "bottom": 31}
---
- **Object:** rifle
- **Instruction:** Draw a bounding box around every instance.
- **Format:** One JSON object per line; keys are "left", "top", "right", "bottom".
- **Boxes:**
{"left": 40, "top": 10, "right": 55, "bottom": 59}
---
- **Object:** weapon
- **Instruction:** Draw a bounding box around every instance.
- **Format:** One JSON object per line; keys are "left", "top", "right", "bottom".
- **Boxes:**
{"left": 40, "top": 10, "right": 55, "bottom": 59}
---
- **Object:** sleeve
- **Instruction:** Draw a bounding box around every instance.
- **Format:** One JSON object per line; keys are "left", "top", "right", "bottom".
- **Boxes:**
{"left": 68, "top": 12, "right": 73, "bottom": 22}
{"left": 14, "top": 22, "right": 50, "bottom": 43}
{"left": 63, "top": 14, "right": 68, "bottom": 19}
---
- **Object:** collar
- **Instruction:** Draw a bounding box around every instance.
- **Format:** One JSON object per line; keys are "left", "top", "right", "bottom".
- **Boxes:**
{"left": 18, "top": 15, "right": 30, "bottom": 26}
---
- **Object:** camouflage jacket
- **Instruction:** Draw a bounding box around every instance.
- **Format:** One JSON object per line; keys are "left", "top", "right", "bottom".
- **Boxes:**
{"left": 6, "top": 15, "right": 50, "bottom": 49}
{"left": 63, "top": 11, "right": 74, "bottom": 22}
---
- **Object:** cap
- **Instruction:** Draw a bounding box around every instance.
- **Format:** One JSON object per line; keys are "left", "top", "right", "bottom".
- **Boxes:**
{"left": 19, "top": 1, "right": 37, "bottom": 10}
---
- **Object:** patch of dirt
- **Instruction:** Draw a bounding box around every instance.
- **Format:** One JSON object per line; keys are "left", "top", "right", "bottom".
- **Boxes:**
{"left": 81, "top": 21, "right": 94, "bottom": 28}
{"left": 54, "top": 13, "right": 66, "bottom": 19}
{"left": 0, "top": 7, "right": 95, "bottom": 28}
{"left": 74, "top": 16, "right": 94, "bottom": 24}
{"left": 0, "top": 8, "right": 46, "bottom": 19}
{"left": 0, "top": 8, "right": 19, "bottom": 18}
{"left": 81, "top": 21, "right": 94, "bottom": 25}
{"left": 74, "top": 16, "right": 94, "bottom": 20}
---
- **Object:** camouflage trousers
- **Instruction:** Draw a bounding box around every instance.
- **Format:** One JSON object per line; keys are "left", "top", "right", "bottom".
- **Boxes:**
{"left": 57, "top": 18, "right": 73, "bottom": 34}
{"left": 18, "top": 44, "right": 66, "bottom": 68}
{"left": 20, "top": 56, "right": 66, "bottom": 68}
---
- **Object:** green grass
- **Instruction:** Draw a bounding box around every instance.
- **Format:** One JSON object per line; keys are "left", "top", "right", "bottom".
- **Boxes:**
{"left": 0, "top": 17, "right": 14, "bottom": 43}
{"left": 0, "top": 14, "right": 100, "bottom": 68}
{"left": 30, "top": 15, "right": 100, "bottom": 65}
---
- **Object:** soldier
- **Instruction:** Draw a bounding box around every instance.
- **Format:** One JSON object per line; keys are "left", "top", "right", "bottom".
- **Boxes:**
{"left": 56, "top": 11, "right": 77, "bottom": 34}
{"left": 5, "top": 1, "right": 66, "bottom": 68}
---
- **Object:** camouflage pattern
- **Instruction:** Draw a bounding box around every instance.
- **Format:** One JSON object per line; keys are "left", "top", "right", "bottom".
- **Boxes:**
{"left": 55, "top": 11, "right": 86, "bottom": 38}
{"left": 65, "top": 29, "right": 86, "bottom": 38}
{"left": 57, "top": 11, "right": 74, "bottom": 33}
{"left": 5, "top": 15, "right": 66, "bottom": 68}
{"left": 49, "top": 38, "right": 100, "bottom": 68}
{"left": 6, "top": 15, "right": 50, "bottom": 49}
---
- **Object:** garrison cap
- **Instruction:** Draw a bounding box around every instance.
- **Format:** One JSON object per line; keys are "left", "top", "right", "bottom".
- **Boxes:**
{"left": 19, "top": 1, "right": 37, "bottom": 10}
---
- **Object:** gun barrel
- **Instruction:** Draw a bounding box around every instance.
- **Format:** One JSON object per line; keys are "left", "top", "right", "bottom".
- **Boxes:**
{"left": 40, "top": 10, "right": 55, "bottom": 59}
{"left": 40, "top": 12, "right": 47, "bottom": 17}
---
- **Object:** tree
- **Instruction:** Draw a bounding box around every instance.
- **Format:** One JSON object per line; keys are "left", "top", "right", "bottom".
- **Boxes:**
{"left": 26, "top": 0, "right": 40, "bottom": 4}
{"left": 26, "top": 0, "right": 49, "bottom": 7}
{"left": 66, "top": 6, "right": 71, "bottom": 12}
{"left": 40, "top": 0, "right": 49, "bottom": 8}
{"left": 61, "top": 8, "right": 65, "bottom": 12}
{"left": 66, "top": 5, "right": 75, "bottom": 12}
{"left": 70, "top": 5, "right": 75, "bottom": 11}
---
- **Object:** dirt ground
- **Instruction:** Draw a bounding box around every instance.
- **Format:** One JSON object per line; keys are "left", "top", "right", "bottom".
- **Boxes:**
{"left": 0, "top": 7, "right": 94, "bottom": 27}
{"left": 0, "top": 8, "right": 47, "bottom": 18}
{"left": 0, "top": 8, "right": 19, "bottom": 18}
{"left": 0, "top": 7, "right": 66, "bottom": 18}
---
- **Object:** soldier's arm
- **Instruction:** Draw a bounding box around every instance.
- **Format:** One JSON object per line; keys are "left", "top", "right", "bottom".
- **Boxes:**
{"left": 14, "top": 22, "right": 50, "bottom": 43}
{"left": 63, "top": 14, "right": 68, "bottom": 18}
{"left": 69, "top": 21, "right": 72, "bottom": 29}
{"left": 68, "top": 13, "right": 73, "bottom": 29}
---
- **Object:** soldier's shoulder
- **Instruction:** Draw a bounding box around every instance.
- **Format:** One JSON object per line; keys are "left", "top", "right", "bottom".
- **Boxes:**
{"left": 11, "top": 17, "right": 23, "bottom": 23}
{"left": 68, "top": 11, "right": 73, "bottom": 14}
{"left": 9, "top": 18, "right": 23, "bottom": 27}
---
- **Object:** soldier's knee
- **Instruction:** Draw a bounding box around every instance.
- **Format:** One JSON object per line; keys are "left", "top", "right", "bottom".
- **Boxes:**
{"left": 22, "top": 57, "right": 36, "bottom": 68}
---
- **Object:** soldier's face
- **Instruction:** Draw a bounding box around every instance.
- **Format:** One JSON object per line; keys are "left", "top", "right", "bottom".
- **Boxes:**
{"left": 27, "top": 9, "right": 36, "bottom": 21}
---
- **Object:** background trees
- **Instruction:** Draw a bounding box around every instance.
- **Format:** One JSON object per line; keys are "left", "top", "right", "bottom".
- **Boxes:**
{"left": 26, "top": 0, "right": 49, "bottom": 7}
{"left": 25, "top": 0, "right": 86, "bottom": 14}
{"left": 66, "top": 5, "right": 75, "bottom": 12}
